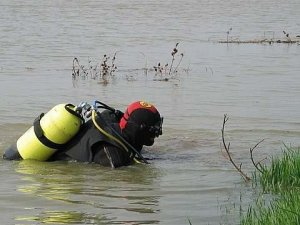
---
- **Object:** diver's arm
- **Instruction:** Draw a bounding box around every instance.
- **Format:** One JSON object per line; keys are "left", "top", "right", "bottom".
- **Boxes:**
{"left": 92, "top": 143, "right": 132, "bottom": 168}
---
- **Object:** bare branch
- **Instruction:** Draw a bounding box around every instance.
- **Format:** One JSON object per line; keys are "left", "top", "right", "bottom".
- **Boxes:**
{"left": 221, "top": 114, "right": 251, "bottom": 182}
{"left": 250, "top": 139, "right": 265, "bottom": 173}
{"left": 220, "top": 143, "right": 230, "bottom": 160}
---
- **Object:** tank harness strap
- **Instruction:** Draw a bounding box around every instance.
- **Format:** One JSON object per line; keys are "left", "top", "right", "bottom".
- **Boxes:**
{"left": 33, "top": 113, "right": 66, "bottom": 150}
{"left": 65, "top": 104, "right": 84, "bottom": 121}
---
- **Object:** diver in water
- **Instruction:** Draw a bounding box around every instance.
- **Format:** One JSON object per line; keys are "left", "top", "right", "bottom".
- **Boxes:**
{"left": 3, "top": 101, "right": 163, "bottom": 168}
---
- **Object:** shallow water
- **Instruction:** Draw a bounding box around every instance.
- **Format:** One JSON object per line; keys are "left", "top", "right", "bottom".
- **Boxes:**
{"left": 1, "top": 0, "right": 300, "bottom": 224}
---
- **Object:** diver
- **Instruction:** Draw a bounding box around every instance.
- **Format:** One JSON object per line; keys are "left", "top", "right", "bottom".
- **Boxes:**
{"left": 3, "top": 101, "right": 163, "bottom": 168}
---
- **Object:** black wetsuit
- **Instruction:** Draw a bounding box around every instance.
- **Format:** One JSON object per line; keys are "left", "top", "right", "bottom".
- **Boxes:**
{"left": 50, "top": 110, "right": 137, "bottom": 168}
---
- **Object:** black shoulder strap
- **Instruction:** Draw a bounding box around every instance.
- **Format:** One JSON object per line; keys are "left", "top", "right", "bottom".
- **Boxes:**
{"left": 33, "top": 113, "right": 66, "bottom": 150}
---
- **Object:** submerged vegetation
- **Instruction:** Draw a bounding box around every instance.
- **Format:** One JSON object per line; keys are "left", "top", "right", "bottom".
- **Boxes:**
{"left": 220, "top": 29, "right": 300, "bottom": 44}
{"left": 71, "top": 43, "right": 189, "bottom": 85}
{"left": 221, "top": 114, "right": 300, "bottom": 225}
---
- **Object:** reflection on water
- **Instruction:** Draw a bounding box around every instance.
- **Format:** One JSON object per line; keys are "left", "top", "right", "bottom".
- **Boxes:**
{"left": 14, "top": 160, "right": 161, "bottom": 224}
{"left": 16, "top": 210, "right": 110, "bottom": 225}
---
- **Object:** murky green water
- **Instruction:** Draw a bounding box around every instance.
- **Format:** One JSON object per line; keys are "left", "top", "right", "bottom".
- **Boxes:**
{"left": 1, "top": 0, "right": 300, "bottom": 224}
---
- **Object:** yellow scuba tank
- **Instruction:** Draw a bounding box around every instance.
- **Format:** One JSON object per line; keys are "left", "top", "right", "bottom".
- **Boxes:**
{"left": 16, "top": 104, "right": 83, "bottom": 161}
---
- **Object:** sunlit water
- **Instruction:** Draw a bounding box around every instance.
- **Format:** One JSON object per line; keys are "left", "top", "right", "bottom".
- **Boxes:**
{"left": 1, "top": 0, "right": 300, "bottom": 224}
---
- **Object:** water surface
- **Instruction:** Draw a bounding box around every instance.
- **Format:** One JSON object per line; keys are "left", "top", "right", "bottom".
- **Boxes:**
{"left": 1, "top": 0, "right": 300, "bottom": 224}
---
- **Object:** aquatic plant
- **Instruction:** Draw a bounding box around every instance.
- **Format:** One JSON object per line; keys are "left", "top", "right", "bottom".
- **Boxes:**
{"left": 72, "top": 53, "right": 117, "bottom": 84}
{"left": 100, "top": 53, "right": 117, "bottom": 77}
{"left": 72, "top": 44, "right": 188, "bottom": 85}
{"left": 283, "top": 30, "right": 291, "bottom": 42}
{"left": 241, "top": 189, "right": 300, "bottom": 225}
{"left": 221, "top": 115, "right": 300, "bottom": 224}
{"left": 226, "top": 27, "right": 233, "bottom": 43}
{"left": 254, "top": 145, "right": 300, "bottom": 193}
{"left": 220, "top": 114, "right": 300, "bottom": 190}
{"left": 240, "top": 147, "right": 300, "bottom": 225}
{"left": 219, "top": 30, "right": 300, "bottom": 44}
{"left": 153, "top": 42, "right": 185, "bottom": 81}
